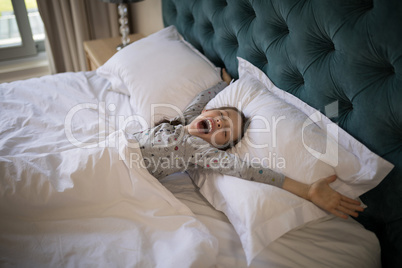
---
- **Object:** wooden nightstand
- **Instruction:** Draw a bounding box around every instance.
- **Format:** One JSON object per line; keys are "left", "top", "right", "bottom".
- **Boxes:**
{"left": 83, "top": 33, "right": 145, "bottom": 71}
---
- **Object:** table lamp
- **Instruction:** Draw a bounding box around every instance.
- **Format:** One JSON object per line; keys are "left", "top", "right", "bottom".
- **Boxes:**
{"left": 100, "top": 0, "right": 144, "bottom": 50}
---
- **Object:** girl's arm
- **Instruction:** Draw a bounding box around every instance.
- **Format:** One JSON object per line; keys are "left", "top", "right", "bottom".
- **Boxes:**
{"left": 188, "top": 145, "right": 285, "bottom": 188}
{"left": 188, "top": 144, "right": 363, "bottom": 219}
{"left": 282, "top": 175, "right": 364, "bottom": 219}
{"left": 181, "top": 69, "right": 232, "bottom": 124}
{"left": 181, "top": 81, "right": 227, "bottom": 124}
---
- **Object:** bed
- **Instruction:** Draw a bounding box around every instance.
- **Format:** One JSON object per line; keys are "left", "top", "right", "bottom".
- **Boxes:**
{"left": 1, "top": 0, "right": 401, "bottom": 267}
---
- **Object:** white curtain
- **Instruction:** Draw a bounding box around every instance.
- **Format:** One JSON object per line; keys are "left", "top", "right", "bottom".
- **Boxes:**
{"left": 37, "top": 0, "right": 119, "bottom": 73}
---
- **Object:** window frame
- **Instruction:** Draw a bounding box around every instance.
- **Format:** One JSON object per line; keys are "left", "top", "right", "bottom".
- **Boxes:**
{"left": 0, "top": 0, "right": 39, "bottom": 61}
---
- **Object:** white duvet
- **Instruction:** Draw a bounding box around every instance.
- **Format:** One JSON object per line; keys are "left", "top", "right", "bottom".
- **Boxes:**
{"left": 0, "top": 72, "right": 217, "bottom": 267}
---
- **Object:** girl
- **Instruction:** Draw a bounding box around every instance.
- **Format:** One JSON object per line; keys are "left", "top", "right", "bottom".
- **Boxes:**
{"left": 127, "top": 69, "right": 364, "bottom": 220}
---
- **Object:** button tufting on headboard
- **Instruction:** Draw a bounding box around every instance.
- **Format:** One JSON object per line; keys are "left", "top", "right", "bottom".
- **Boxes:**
{"left": 337, "top": 100, "right": 354, "bottom": 124}
{"left": 201, "top": 21, "right": 214, "bottom": 35}
{"left": 357, "top": 0, "right": 374, "bottom": 12}
{"left": 185, "top": 13, "right": 194, "bottom": 25}
{"left": 281, "top": 64, "right": 305, "bottom": 94}
{"left": 240, "top": 0, "right": 256, "bottom": 20}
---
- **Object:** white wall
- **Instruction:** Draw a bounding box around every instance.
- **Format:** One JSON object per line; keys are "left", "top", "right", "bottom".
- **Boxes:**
{"left": 132, "top": 0, "right": 164, "bottom": 36}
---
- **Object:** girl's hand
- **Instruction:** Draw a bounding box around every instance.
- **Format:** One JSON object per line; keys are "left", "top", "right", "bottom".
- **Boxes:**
{"left": 307, "top": 175, "right": 364, "bottom": 219}
{"left": 222, "top": 68, "right": 232, "bottom": 85}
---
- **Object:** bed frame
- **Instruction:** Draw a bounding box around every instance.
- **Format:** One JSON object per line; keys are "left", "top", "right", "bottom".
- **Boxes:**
{"left": 162, "top": 0, "right": 402, "bottom": 266}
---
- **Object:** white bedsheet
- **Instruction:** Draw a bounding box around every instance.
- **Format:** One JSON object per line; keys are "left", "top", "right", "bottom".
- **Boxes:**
{"left": 0, "top": 72, "right": 217, "bottom": 267}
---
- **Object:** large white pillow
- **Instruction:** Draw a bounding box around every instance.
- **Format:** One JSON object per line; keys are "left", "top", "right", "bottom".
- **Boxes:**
{"left": 97, "top": 26, "right": 222, "bottom": 127}
{"left": 188, "top": 58, "right": 394, "bottom": 264}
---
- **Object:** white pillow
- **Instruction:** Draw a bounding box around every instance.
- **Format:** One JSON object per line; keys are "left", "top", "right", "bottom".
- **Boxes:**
{"left": 188, "top": 58, "right": 394, "bottom": 264}
{"left": 97, "top": 26, "right": 222, "bottom": 127}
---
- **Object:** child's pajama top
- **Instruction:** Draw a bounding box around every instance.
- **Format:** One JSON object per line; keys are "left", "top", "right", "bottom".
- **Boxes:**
{"left": 127, "top": 81, "right": 285, "bottom": 188}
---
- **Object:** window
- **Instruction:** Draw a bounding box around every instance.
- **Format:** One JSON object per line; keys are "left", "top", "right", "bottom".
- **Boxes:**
{"left": 0, "top": 0, "right": 46, "bottom": 60}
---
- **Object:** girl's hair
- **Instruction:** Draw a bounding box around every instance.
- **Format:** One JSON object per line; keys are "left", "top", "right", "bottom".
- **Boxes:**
{"left": 155, "top": 107, "right": 249, "bottom": 150}
{"left": 154, "top": 118, "right": 184, "bottom": 126}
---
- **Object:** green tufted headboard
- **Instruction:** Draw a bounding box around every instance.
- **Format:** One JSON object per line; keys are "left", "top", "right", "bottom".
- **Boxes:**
{"left": 162, "top": 0, "right": 402, "bottom": 266}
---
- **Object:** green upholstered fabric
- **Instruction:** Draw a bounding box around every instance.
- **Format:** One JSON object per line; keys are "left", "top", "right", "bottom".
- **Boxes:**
{"left": 162, "top": 0, "right": 402, "bottom": 266}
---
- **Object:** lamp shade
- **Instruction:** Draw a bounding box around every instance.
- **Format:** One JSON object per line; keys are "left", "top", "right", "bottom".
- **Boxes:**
{"left": 99, "top": 0, "right": 143, "bottom": 3}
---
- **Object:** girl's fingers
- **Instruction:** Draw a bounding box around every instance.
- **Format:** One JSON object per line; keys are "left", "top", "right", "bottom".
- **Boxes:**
{"left": 331, "top": 209, "right": 348, "bottom": 219}
{"left": 341, "top": 200, "right": 365, "bottom": 212}
{"left": 325, "top": 175, "right": 337, "bottom": 183}
{"left": 341, "top": 195, "right": 361, "bottom": 205}
{"left": 337, "top": 206, "right": 359, "bottom": 218}
{"left": 331, "top": 199, "right": 364, "bottom": 219}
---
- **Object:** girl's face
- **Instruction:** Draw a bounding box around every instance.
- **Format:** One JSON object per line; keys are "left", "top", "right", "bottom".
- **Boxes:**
{"left": 187, "top": 108, "right": 241, "bottom": 148}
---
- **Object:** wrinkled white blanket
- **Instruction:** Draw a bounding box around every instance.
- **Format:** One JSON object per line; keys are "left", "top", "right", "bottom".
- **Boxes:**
{"left": 0, "top": 72, "right": 218, "bottom": 267}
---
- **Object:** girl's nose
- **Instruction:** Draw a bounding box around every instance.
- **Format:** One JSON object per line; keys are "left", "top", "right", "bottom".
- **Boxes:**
{"left": 216, "top": 118, "right": 222, "bottom": 128}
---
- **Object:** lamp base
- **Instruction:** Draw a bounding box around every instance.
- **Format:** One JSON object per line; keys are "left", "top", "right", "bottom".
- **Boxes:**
{"left": 117, "top": 3, "right": 130, "bottom": 51}
{"left": 116, "top": 43, "right": 128, "bottom": 51}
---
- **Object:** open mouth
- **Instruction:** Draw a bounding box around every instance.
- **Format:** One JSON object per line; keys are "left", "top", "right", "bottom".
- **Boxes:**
{"left": 197, "top": 119, "right": 213, "bottom": 134}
